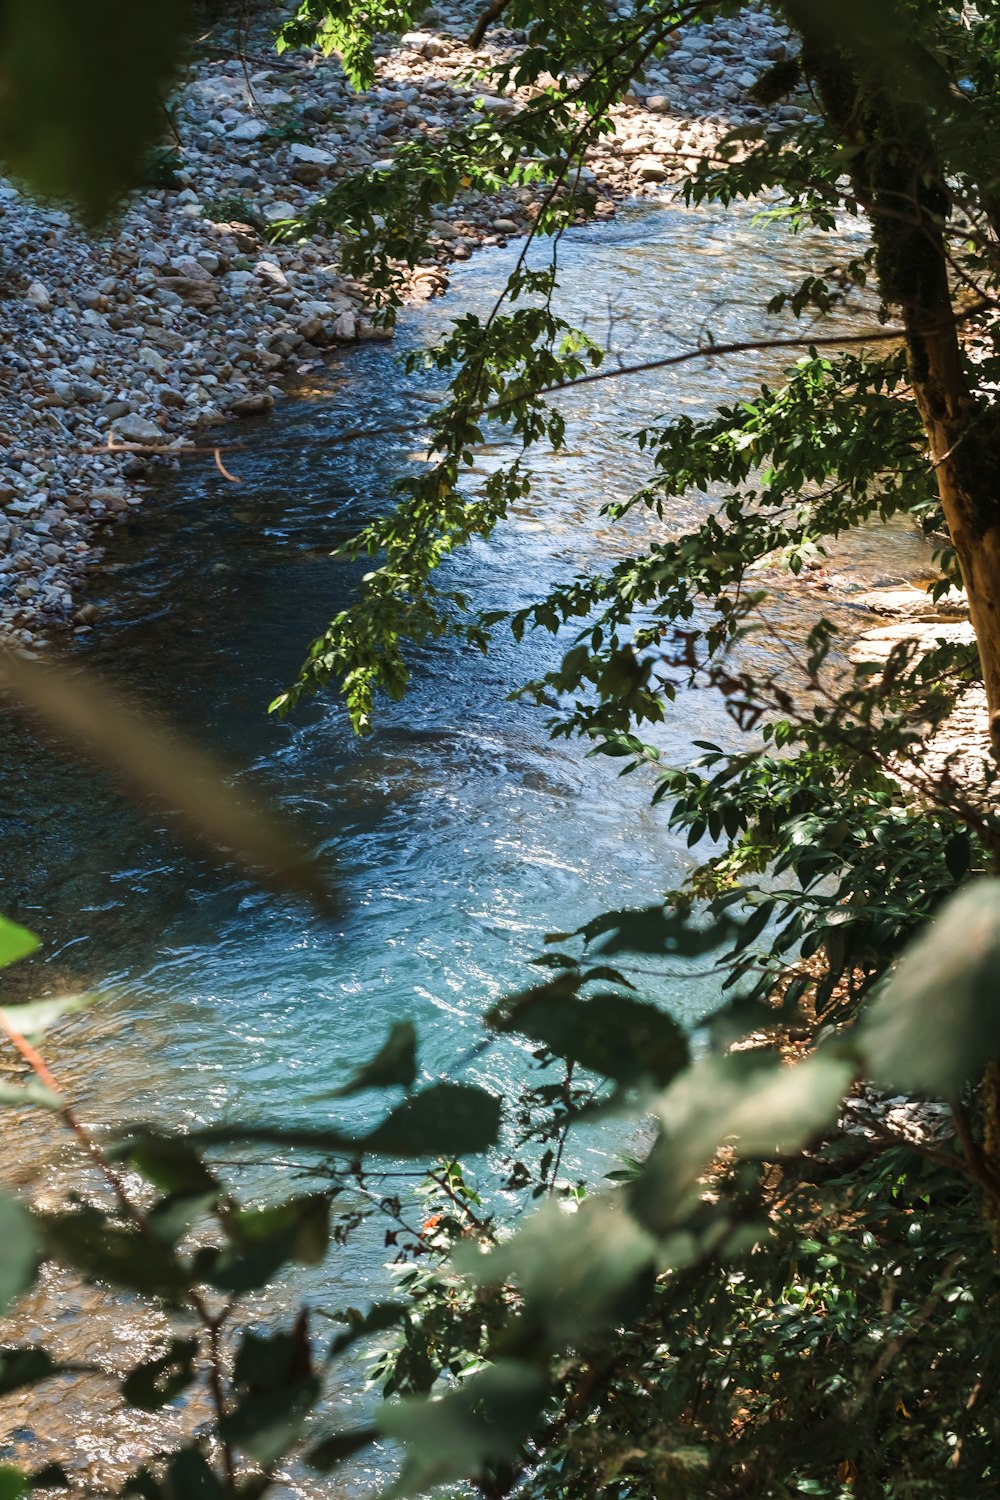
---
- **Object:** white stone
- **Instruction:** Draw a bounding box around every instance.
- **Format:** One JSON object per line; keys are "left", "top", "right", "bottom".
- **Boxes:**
{"left": 476, "top": 95, "right": 516, "bottom": 116}
{"left": 111, "top": 414, "right": 167, "bottom": 446}
{"left": 230, "top": 118, "right": 267, "bottom": 142}
{"left": 254, "top": 260, "right": 289, "bottom": 287}
{"left": 25, "top": 281, "right": 52, "bottom": 312}
{"left": 288, "top": 142, "right": 337, "bottom": 167}
{"left": 138, "top": 346, "right": 169, "bottom": 377}
{"left": 331, "top": 311, "right": 357, "bottom": 340}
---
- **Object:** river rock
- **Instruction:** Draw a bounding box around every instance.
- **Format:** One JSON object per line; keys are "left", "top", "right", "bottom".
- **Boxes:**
{"left": 288, "top": 142, "right": 337, "bottom": 168}
{"left": 230, "top": 391, "right": 275, "bottom": 416}
{"left": 331, "top": 311, "right": 358, "bottom": 340}
{"left": 230, "top": 118, "right": 268, "bottom": 142}
{"left": 476, "top": 94, "right": 516, "bottom": 115}
{"left": 849, "top": 619, "right": 977, "bottom": 666}
{"left": 111, "top": 414, "right": 168, "bottom": 446}
{"left": 171, "top": 254, "right": 214, "bottom": 282}
{"left": 857, "top": 587, "right": 970, "bottom": 621}
{"left": 138, "top": 346, "right": 169, "bottom": 376}
{"left": 25, "top": 280, "right": 52, "bottom": 312}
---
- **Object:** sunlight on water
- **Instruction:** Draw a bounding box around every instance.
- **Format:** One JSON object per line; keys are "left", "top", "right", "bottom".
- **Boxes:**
{"left": 0, "top": 199, "right": 935, "bottom": 1481}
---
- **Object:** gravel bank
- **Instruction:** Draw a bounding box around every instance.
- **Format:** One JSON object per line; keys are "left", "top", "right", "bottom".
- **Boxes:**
{"left": 0, "top": 3, "right": 799, "bottom": 646}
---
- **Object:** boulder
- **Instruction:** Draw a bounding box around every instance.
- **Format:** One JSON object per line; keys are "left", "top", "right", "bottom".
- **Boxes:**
{"left": 476, "top": 94, "right": 516, "bottom": 116}
{"left": 331, "top": 311, "right": 358, "bottom": 341}
{"left": 138, "top": 346, "right": 169, "bottom": 377}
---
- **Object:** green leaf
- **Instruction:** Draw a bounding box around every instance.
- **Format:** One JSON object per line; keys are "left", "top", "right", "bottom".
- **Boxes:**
{"left": 186, "top": 1082, "right": 501, "bottom": 1158}
{"left": 379, "top": 1362, "right": 548, "bottom": 1498}
{"left": 0, "top": 1083, "right": 62, "bottom": 1111}
{"left": 28, "top": 1465, "right": 70, "bottom": 1491}
{"left": 0, "top": 1194, "right": 38, "bottom": 1310}
{"left": 488, "top": 985, "right": 688, "bottom": 1088}
{"left": 220, "top": 1380, "right": 320, "bottom": 1467}
{"left": 570, "top": 904, "right": 737, "bottom": 957}
{"left": 113, "top": 1133, "right": 219, "bottom": 1247}
{"left": 307, "top": 1426, "right": 379, "bottom": 1472}
{"left": 328, "top": 1302, "right": 406, "bottom": 1357}
{"left": 630, "top": 1050, "right": 856, "bottom": 1235}
{"left": 0, "top": 994, "right": 97, "bottom": 1042}
{"left": 863, "top": 879, "right": 1000, "bottom": 1095}
{"left": 204, "top": 1195, "right": 330, "bottom": 1293}
{"left": 363, "top": 1083, "right": 501, "bottom": 1156}
{"left": 39, "top": 1207, "right": 190, "bottom": 1301}
{"left": 122, "top": 1338, "right": 199, "bottom": 1412}
{"left": 163, "top": 1448, "right": 225, "bottom": 1500}
{"left": 0, "top": 649, "right": 335, "bottom": 911}
{"left": 0, "top": 1468, "right": 28, "bottom": 1500}
{"left": 461, "top": 1195, "right": 658, "bottom": 1346}
{"left": 0, "top": 0, "right": 192, "bottom": 219}
{"left": 331, "top": 1021, "right": 417, "bottom": 1096}
{"left": 116, "top": 1134, "right": 218, "bottom": 1196}
{"left": 223, "top": 1324, "right": 320, "bottom": 1466}
{"left": 0, "top": 918, "right": 38, "bottom": 970}
{"left": 0, "top": 1348, "right": 58, "bottom": 1398}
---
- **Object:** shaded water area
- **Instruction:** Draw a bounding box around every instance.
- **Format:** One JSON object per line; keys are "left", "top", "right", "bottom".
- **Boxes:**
{"left": 0, "top": 200, "right": 933, "bottom": 1486}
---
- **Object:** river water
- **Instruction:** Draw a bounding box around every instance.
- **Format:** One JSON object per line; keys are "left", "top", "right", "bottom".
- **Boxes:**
{"left": 0, "top": 199, "right": 933, "bottom": 1486}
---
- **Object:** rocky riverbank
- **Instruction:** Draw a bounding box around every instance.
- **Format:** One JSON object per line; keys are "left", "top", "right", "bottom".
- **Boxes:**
{"left": 0, "top": 2, "right": 800, "bottom": 647}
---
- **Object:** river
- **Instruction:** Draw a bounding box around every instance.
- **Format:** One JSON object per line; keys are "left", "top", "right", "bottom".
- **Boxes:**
{"left": 0, "top": 198, "right": 932, "bottom": 1489}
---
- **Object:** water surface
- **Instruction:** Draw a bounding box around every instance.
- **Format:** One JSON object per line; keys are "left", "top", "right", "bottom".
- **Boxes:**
{"left": 0, "top": 198, "right": 933, "bottom": 1486}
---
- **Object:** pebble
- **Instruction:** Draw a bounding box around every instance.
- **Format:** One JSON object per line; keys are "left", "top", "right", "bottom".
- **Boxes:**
{"left": 0, "top": 0, "right": 800, "bottom": 643}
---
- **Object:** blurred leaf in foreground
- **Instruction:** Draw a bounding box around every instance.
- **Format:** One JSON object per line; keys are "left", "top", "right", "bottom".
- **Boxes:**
{"left": 0, "top": 649, "right": 335, "bottom": 911}
{"left": 0, "top": 918, "right": 39, "bottom": 971}
{"left": 863, "top": 879, "right": 1000, "bottom": 1096}
{"left": 0, "top": 0, "right": 192, "bottom": 218}
{"left": 0, "top": 1193, "right": 38, "bottom": 1311}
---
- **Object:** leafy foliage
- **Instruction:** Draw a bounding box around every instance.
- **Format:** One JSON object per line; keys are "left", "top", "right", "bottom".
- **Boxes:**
{"left": 7, "top": 0, "right": 1000, "bottom": 1496}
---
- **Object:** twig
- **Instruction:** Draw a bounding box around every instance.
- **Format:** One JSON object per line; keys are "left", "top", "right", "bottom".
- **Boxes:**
{"left": 548, "top": 1060, "right": 574, "bottom": 1195}
{"left": 78, "top": 435, "right": 244, "bottom": 483}
{"left": 951, "top": 1098, "right": 1000, "bottom": 1198}
{"left": 846, "top": 1249, "right": 964, "bottom": 1417}
{"left": 426, "top": 1166, "right": 494, "bottom": 1237}
{"left": 468, "top": 0, "right": 513, "bottom": 48}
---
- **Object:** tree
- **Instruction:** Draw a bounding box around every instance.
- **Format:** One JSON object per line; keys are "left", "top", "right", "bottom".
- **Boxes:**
{"left": 5, "top": 0, "right": 1000, "bottom": 1496}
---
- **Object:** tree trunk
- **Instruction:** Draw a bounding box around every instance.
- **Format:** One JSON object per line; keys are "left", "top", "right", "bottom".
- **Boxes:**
{"left": 786, "top": 5, "right": 1000, "bottom": 756}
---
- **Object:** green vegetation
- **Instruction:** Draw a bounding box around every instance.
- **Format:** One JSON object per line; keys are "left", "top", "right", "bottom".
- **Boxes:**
{"left": 4, "top": 0, "right": 1000, "bottom": 1496}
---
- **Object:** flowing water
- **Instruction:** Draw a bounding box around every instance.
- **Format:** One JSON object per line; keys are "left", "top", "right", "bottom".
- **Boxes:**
{"left": 0, "top": 199, "right": 934, "bottom": 1485}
